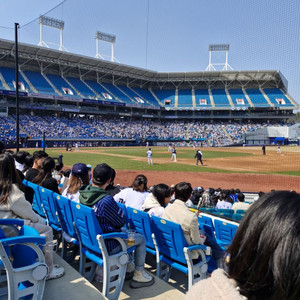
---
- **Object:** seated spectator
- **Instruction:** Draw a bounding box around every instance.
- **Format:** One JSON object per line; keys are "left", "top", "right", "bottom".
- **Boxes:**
{"left": 22, "top": 154, "right": 33, "bottom": 175}
{"left": 232, "top": 193, "right": 250, "bottom": 213}
{"left": 62, "top": 163, "right": 90, "bottom": 203}
{"left": 60, "top": 169, "right": 71, "bottom": 193}
{"left": 32, "top": 157, "right": 60, "bottom": 194}
{"left": 52, "top": 161, "right": 64, "bottom": 185}
{"left": 14, "top": 151, "right": 29, "bottom": 172}
{"left": 0, "top": 152, "right": 64, "bottom": 280}
{"left": 105, "top": 168, "right": 121, "bottom": 197}
{"left": 143, "top": 184, "right": 172, "bottom": 217}
{"left": 187, "top": 187, "right": 204, "bottom": 208}
{"left": 198, "top": 188, "right": 214, "bottom": 208}
{"left": 79, "top": 164, "right": 154, "bottom": 288}
{"left": 114, "top": 175, "right": 149, "bottom": 210}
{"left": 162, "top": 182, "right": 224, "bottom": 263}
{"left": 215, "top": 193, "right": 233, "bottom": 210}
{"left": 25, "top": 150, "right": 48, "bottom": 182}
{"left": 186, "top": 191, "right": 300, "bottom": 299}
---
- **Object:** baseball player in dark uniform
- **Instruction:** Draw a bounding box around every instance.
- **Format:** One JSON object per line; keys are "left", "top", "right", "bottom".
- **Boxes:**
{"left": 195, "top": 150, "right": 203, "bottom": 166}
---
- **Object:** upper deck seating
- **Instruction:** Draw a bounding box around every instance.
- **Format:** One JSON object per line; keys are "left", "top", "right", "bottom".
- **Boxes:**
{"left": 211, "top": 89, "right": 231, "bottom": 107}
{"left": 194, "top": 89, "right": 212, "bottom": 107}
{"left": 84, "top": 80, "right": 117, "bottom": 101}
{"left": 0, "top": 67, "right": 31, "bottom": 92}
{"left": 246, "top": 89, "right": 270, "bottom": 107}
{"left": 46, "top": 74, "right": 80, "bottom": 97}
{"left": 178, "top": 89, "right": 193, "bottom": 108}
{"left": 152, "top": 89, "right": 176, "bottom": 108}
{"left": 228, "top": 89, "right": 249, "bottom": 107}
{"left": 65, "top": 77, "right": 97, "bottom": 98}
{"left": 24, "top": 70, "right": 55, "bottom": 95}
{"left": 117, "top": 85, "right": 152, "bottom": 106}
{"left": 263, "top": 88, "right": 292, "bottom": 107}
{"left": 131, "top": 87, "right": 160, "bottom": 106}
{"left": 101, "top": 82, "right": 132, "bottom": 104}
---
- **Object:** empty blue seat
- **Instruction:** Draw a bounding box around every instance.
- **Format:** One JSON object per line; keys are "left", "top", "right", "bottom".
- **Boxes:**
{"left": 214, "top": 219, "right": 238, "bottom": 246}
{"left": 0, "top": 219, "right": 48, "bottom": 299}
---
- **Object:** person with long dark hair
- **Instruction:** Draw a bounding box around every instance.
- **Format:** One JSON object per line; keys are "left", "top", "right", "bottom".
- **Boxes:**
{"left": 143, "top": 184, "right": 172, "bottom": 217}
{"left": 186, "top": 191, "right": 300, "bottom": 299}
{"left": 32, "top": 157, "right": 59, "bottom": 193}
{"left": 0, "top": 152, "right": 64, "bottom": 280}
{"left": 114, "top": 174, "right": 149, "bottom": 210}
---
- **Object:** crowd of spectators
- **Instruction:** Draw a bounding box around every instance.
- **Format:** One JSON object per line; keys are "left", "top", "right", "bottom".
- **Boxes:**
{"left": 1, "top": 142, "right": 299, "bottom": 298}
{"left": 0, "top": 114, "right": 285, "bottom": 145}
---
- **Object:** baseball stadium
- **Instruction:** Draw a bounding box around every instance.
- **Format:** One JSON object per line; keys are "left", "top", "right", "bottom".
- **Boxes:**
{"left": 0, "top": 1, "right": 300, "bottom": 299}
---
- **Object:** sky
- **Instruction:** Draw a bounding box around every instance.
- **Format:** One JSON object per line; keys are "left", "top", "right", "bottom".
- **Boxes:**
{"left": 0, "top": 0, "right": 300, "bottom": 105}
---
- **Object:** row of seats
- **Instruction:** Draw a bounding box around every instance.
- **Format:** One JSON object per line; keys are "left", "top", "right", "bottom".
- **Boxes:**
{"left": 198, "top": 207, "right": 247, "bottom": 221}
{"left": 0, "top": 67, "right": 293, "bottom": 109}
{"left": 22, "top": 180, "right": 239, "bottom": 294}
{"left": 157, "top": 87, "right": 292, "bottom": 108}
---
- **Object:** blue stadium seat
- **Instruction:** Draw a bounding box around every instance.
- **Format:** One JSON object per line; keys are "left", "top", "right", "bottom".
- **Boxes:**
{"left": 177, "top": 89, "right": 193, "bottom": 108}
{"left": 23, "top": 180, "right": 46, "bottom": 218}
{"left": 126, "top": 207, "right": 156, "bottom": 255}
{"left": 24, "top": 70, "right": 56, "bottom": 95}
{"left": 131, "top": 87, "right": 160, "bottom": 106}
{"left": 214, "top": 219, "right": 238, "bottom": 246}
{"left": 151, "top": 216, "right": 212, "bottom": 291}
{"left": 263, "top": 88, "right": 292, "bottom": 107}
{"left": 46, "top": 73, "right": 80, "bottom": 97}
{"left": 70, "top": 201, "right": 135, "bottom": 299}
{"left": 101, "top": 82, "right": 132, "bottom": 104}
{"left": 194, "top": 89, "right": 212, "bottom": 107}
{"left": 66, "top": 77, "right": 97, "bottom": 98}
{"left": 228, "top": 89, "right": 249, "bottom": 107}
{"left": 0, "top": 219, "right": 48, "bottom": 299}
{"left": 0, "top": 67, "right": 31, "bottom": 92}
{"left": 54, "top": 194, "right": 80, "bottom": 262}
{"left": 117, "top": 85, "right": 153, "bottom": 106}
{"left": 211, "top": 89, "right": 231, "bottom": 107}
{"left": 152, "top": 89, "right": 176, "bottom": 107}
{"left": 246, "top": 88, "right": 270, "bottom": 107}
{"left": 198, "top": 214, "right": 214, "bottom": 230}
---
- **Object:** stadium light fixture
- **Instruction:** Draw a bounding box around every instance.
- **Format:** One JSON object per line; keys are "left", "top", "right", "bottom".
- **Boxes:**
{"left": 206, "top": 43, "right": 233, "bottom": 71}
{"left": 95, "top": 31, "right": 116, "bottom": 62}
{"left": 38, "top": 16, "right": 66, "bottom": 51}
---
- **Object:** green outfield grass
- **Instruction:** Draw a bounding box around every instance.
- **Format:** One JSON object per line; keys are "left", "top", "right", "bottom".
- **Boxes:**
{"left": 38, "top": 147, "right": 253, "bottom": 174}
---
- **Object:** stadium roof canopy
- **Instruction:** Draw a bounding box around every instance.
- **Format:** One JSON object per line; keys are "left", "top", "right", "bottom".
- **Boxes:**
{"left": 0, "top": 38, "right": 289, "bottom": 90}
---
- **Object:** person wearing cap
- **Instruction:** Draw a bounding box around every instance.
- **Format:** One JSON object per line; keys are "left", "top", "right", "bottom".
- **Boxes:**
{"left": 79, "top": 164, "right": 155, "bottom": 288}
{"left": 62, "top": 163, "right": 90, "bottom": 203}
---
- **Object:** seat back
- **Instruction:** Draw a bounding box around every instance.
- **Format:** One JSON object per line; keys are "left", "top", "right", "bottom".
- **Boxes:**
{"left": 151, "top": 216, "right": 188, "bottom": 265}
{"left": 236, "top": 209, "right": 247, "bottom": 214}
{"left": 70, "top": 201, "right": 103, "bottom": 254}
{"left": 214, "top": 219, "right": 238, "bottom": 244}
{"left": 117, "top": 202, "right": 130, "bottom": 229}
{"left": 126, "top": 207, "right": 155, "bottom": 250}
{"left": 232, "top": 213, "right": 244, "bottom": 221}
{"left": 198, "top": 214, "right": 214, "bottom": 230}
{"left": 216, "top": 209, "right": 234, "bottom": 218}
{"left": 25, "top": 180, "right": 45, "bottom": 217}
{"left": 39, "top": 187, "right": 60, "bottom": 228}
{"left": 54, "top": 194, "right": 77, "bottom": 239}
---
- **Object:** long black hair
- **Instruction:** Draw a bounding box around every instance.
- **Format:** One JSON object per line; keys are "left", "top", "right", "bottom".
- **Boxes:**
{"left": 0, "top": 153, "right": 22, "bottom": 204}
{"left": 152, "top": 184, "right": 172, "bottom": 207}
{"left": 227, "top": 191, "right": 300, "bottom": 300}
{"left": 32, "top": 157, "right": 55, "bottom": 186}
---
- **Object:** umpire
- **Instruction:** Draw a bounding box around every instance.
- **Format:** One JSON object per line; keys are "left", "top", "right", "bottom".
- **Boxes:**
{"left": 195, "top": 150, "right": 204, "bottom": 166}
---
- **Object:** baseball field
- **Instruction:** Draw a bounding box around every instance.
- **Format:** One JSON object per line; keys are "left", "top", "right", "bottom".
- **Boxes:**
{"left": 38, "top": 145, "right": 300, "bottom": 193}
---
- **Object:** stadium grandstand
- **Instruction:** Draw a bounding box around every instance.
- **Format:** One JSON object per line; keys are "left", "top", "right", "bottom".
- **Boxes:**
{"left": 0, "top": 38, "right": 298, "bottom": 147}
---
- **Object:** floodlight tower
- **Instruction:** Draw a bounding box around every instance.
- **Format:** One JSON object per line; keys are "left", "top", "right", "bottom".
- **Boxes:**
{"left": 38, "top": 16, "right": 66, "bottom": 51}
{"left": 206, "top": 44, "right": 233, "bottom": 71}
{"left": 95, "top": 31, "right": 116, "bottom": 62}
